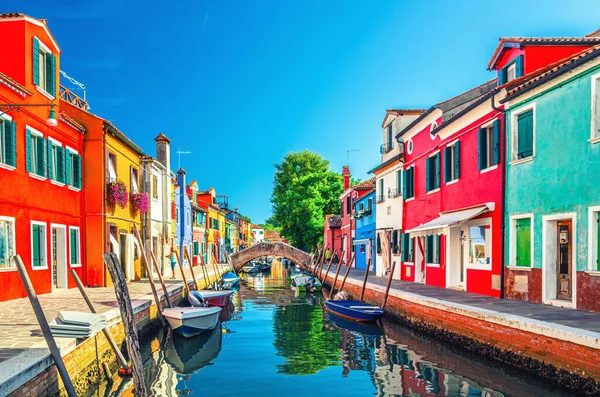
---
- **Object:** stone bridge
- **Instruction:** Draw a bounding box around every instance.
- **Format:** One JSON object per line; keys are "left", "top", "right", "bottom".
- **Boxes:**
{"left": 229, "top": 242, "right": 313, "bottom": 270}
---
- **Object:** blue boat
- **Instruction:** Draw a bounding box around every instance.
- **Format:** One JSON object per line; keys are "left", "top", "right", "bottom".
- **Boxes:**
{"left": 324, "top": 300, "right": 384, "bottom": 322}
{"left": 221, "top": 272, "right": 240, "bottom": 289}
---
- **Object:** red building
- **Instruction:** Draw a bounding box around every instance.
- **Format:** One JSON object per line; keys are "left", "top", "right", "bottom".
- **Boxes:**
{"left": 399, "top": 79, "right": 504, "bottom": 297}
{"left": 323, "top": 214, "right": 341, "bottom": 259}
{"left": 0, "top": 13, "right": 85, "bottom": 301}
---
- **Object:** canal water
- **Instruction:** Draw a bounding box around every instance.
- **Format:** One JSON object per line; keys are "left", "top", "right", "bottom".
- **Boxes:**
{"left": 104, "top": 259, "right": 573, "bottom": 397}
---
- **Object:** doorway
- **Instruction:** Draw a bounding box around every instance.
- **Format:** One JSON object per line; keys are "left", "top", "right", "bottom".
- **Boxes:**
{"left": 414, "top": 237, "right": 426, "bottom": 283}
{"left": 50, "top": 225, "right": 67, "bottom": 290}
{"left": 446, "top": 226, "right": 466, "bottom": 290}
{"left": 542, "top": 214, "right": 576, "bottom": 307}
{"left": 556, "top": 220, "right": 572, "bottom": 301}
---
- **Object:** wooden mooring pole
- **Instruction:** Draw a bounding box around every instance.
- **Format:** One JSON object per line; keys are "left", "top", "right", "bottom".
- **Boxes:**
{"left": 382, "top": 260, "right": 397, "bottom": 310}
{"left": 70, "top": 269, "right": 131, "bottom": 372}
{"left": 317, "top": 245, "right": 328, "bottom": 277}
{"left": 149, "top": 251, "right": 173, "bottom": 308}
{"left": 14, "top": 255, "right": 78, "bottom": 397}
{"left": 339, "top": 253, "right": 355, "bottom": 293}
{"left": 103, "top": 253, "right": 149, "bottom": 397}
{"left": 183, "top": 246, "right": 199, "bottom": 290}
{"left": 332, "top": 253, "right": 354, "bottom": 297}
{"left": 359, "top": 258, "right": 371, "bottom": 302}
{"left": 174, "top": 250, "right": 191, "bottom": 296}
{"left": 198, "top": 251, "right": 211, "bottom": 288}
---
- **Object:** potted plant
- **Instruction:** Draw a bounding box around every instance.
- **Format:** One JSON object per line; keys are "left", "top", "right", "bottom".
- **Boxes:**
{"left": 107, "top": 180, "right": 129, "bottom": 208}
{"left": 130, "top": 192, "right": 149, "bottom": 215}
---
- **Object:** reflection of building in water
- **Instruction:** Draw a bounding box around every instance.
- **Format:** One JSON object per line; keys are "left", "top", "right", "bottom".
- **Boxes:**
{"left": 337, "top": 330, "right": 503, "bottom": 397}
{"left": 144, "top": 336, "right": 179, "bottom": 396}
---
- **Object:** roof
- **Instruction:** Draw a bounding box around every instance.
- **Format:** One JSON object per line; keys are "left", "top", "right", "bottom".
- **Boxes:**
{"left": 251, "top": 224, "right": 263, "bottom": 230}
{"left": 104, "top": 121, "right": 146, "bottom": 156}
{"left": 352, "top": 177, "right": 376, "bottom": 191}
{"left": 381, "top": 109, "right": 427, "bottom": 128}
{"left": 487, "top": 36, "right": 600, "bottom": 70}
{"left": 0, "top": 13, "right": 61, "bottom": 53}
{"left": 502, "top": 44, "right": 600, "bottom": 102}
{"left": 59, "top": 112, "right": 86, "bottom": 133}
{"left": 326, "top": 215, "right": 341, "bottom": 228}
{"left": 368, "top": 155, "right": 400, "bottom": 174}
{"left": 0, "top": 71, "right": 32, "bottom": 97}
{"left": 265, "top": 230, "right": 281, "bottom": 240}
{"left": 154, "top": 133, "right": 171, "bottom": 143}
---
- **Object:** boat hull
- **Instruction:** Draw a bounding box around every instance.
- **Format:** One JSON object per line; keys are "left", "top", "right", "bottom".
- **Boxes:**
{"left": 163, "top": 307, "right": 222, "bottom": 338}
{"left": 324, "top": 300, "right": 383, "bottom": 323}
{"left": 199, "top": 290, "right": 234, "bottom": 307}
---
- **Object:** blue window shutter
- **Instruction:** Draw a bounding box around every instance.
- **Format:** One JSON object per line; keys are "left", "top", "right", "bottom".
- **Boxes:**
{"left": 402, "top": 234, "right": 408, "bottom": 261}
{"left": 65, "top": 151, "right": 71, "bottom": 186}
{"left": 493, "top": 120, "right": 501, "bottom": 165}
{"left": 444, "top": 147, "right": 450, "bottom": 182}
{"left": 409, "top": 168, "right": 414, "bottom": 197}
{"left": 498, "top": 67, "right": 506, "bottom": 85}
{"left": 33, "top": 38, "right": 40, "bottom": 86}
{"left": 25, "top": 129, "right": 32, "bottom": 173}
{"left": 425, "top": 157, "right": 430, "bottom": 191}
{"left": 5, "top": 121, "right": 16, "bottom": 167}
{"left": 402, "top": 169, "right": 407, "bottom": 197}
{"left": 436, "top": 235, "right": 441, "bottom": 263}
{"left": 477, "top": 128, "right": 485, "bottom": 170}
{"left": 454, "top": 141, "right": 460, "bottom": 179}
{"left": 48, "top": 143, "right": 54, "bottom": 180}
{"left": 435, "top": 153, "right": 441, "bottom": 188}
{"left": 515, "top": 55, "right": 524, "bottom": 78}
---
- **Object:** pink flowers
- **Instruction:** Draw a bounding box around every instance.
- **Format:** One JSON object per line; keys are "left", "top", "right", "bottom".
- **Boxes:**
{"left": 107, "top": 181, "right": 129, "bottom": 208}
{"left": 130, "top": 192, "right": 149, "bottom": 215}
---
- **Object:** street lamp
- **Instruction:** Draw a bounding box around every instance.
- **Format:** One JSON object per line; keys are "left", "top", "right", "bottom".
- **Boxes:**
{"left": 0, "top": 103, "right": 58, "bottom": 126}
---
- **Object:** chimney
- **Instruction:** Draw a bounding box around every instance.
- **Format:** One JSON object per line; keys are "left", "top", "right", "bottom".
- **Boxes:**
{"left": 155, "top": 133, "right": 171, "bottom": 171}
{"left": 342, "top": 166, "right": 350, "bottom": 190}
{"left": 176, "top": 168, "right": 187, "bottom": 189}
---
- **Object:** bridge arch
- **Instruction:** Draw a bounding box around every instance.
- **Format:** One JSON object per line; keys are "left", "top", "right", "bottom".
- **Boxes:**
{"left": 230, "top": 242, "right": 312, "bottom": 270}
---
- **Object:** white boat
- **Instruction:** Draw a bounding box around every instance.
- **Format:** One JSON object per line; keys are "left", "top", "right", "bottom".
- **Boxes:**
{"left": 162, "top": 306, "right": 222, "bottom": 338}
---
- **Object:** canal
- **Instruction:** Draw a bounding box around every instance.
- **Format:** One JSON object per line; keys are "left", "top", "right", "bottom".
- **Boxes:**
{"left": 103, "top": 259, "right": 573, "bottom": 396}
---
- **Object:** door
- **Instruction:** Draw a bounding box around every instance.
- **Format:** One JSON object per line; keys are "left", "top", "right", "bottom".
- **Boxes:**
{"left": 458, "top": 226, "right": 468, "bottom": 289}
{"left": 51, "top": 226, "right": 67, "bottom": 289}
{"left": 556, "top": 220, "right": 572, "bottom": 301}
{"left": 51, "top": 228, "right": 58, "bottom": 289}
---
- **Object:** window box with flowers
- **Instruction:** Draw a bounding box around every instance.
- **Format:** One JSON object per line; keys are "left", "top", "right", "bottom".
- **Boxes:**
{"left": 107, "top": 180, "right": 129, "bottom": 208}
{"left": 130, "top": 192, "right": 149, "bottom": 215}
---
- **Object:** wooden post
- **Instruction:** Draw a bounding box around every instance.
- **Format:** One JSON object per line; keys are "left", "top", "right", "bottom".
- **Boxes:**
{"left": 382, "top": 260, "right": 397, "bottom": 310}
{"left": 14, "top": 255, "right": 78, "bottom": 397}
{"left": 318, "top": 245, "right": 329, "bottom": 279}
{"left": 70, "top": 269, "right": 131, "bottom": 371}
{"left": 103, "top": 253, "right": 148, "bottom": 397}
{"left": 331, "top": 252, "right": 353, "bottom": 297}
{"left": 183, "top": 246, "right": 199, "bottom": 290}
{"left": 312, "top": 245, "right": 324, "bottom": 275}
{"left": 212, "top": 250, "right": 222, "bottom": 278}
{"left": 198, "top": 251, "right": 211, "bottom": 288}
{"left": 359, "top": 258, "right": 371, "bottom": 302}
{"left": 323, "top": 249, "right": 343, "bottom": 287}
{"left": 131, "top": 225, "right": 166, "bottom": 325}
{"left": 149, "top": 251, "right": 173, "bottom": 308}
{"left": 174, "top": 250, "right": 190, "bottom": 296}
{"left": 339, "top": 252, "right": 354, "bottom": 293}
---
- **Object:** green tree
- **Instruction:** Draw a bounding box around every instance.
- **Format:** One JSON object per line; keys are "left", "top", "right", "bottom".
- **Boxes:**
{"left": 270, "top": 151, "right": 343, "bottom": 250}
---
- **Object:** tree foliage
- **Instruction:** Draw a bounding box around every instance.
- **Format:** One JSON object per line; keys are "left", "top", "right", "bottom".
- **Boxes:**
{"left": 270, "top": 151, "right": 343, "bottom": 250}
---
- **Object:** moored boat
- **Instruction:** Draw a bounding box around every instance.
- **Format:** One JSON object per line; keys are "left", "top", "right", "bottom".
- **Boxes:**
{"left": 162, "top": 306, "right": 222, "bottom": 338}
{"left": 324, "top": 300, "right": 383, "bottom": 323}
{"left": 221, "top": 271, "right": 240, "bottom": 289}
{"left": 193, "top": 290, "right": 234, "bottom": 307}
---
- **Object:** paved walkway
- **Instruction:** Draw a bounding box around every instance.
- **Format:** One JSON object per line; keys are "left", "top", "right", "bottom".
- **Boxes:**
{"left": 318, "top": 264, "right": 600, "bottom": 334}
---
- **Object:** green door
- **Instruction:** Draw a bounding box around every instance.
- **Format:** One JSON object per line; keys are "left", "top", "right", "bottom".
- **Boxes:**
{"left": 516, "top": 218, "right": 531, "bottom": 267}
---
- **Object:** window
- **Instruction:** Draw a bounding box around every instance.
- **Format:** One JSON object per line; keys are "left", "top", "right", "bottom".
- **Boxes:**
{"left": 403, "top": 167, "right": 415, "bottom": 199}
{"left": 186, "top": 211, "right": 190, "bottom": 227}
{"left": 588, "top": 208, "right": 600, "bottom": 271}
{"left": 425, "top": 235, "right": 440, "bottom": 264}
{"left": 592, "top": 73, "right": 600, "bottom": 140}
{"left": 378, "top": 179, "right": 385, "bottom": 202}
{"left": 514, "top": 217, "right": 532, "bottom": 267}
{"left": 478, "top": 120, "right": 500, "bottom": 169}
{"left": 430, "top": 121, "right": 438, "bottom": 139}
{"left": 402, "top": 234, "right": 414, "bottom": 262}
{"left": 0, "top": 118, "right": 16, "bottom": 168}
{"left": 359, "top": 202, "right": 364, "bottom": 212}
{"left": 444, "top": 141, "right": 460, "bottom": 183}
{"left": 506, "top": 63, "right": 516, "bottom": 83}
{"left": 391, "top": 230, "right": 401, "bottom": 255}
{"left": 33, "top": 37, "right": 56, "bottom": 97}
{"left": 469, "top": 225, "right": 491, "bottom": 266}
{"left": 368, "top": 198, "right": 373, "bottom": 212}
{"left": 498, "top": 55, "right": 523, "bottom": 85}
{"left": 31, "top": 222, "right": 47, "bottom": 269}
{"left": 176, "top": 208, "right": 180, "bottom": 223}
{"left": 67, "top": 150, "right": 82, "bottom": 189}
{"left": 26, "top": 128, "right": 47, "bottom": 178}
{"left": 48, "top": 141, "right": 66, "bottom": 184}
{"left": 513, "top": 109, "right": 534, "bottom": 161}
{"left": 387, "top": 124, "right": 393, "bottom": 146}
{"left": 152, "top": 175, "right": 159, "bottom": 199}
{"left": 107, "top": 152, "right": 117, "bottom": 182}
{"left": 193, "top": 241, "right": 199, "bottom": 256}
{"left": 376, "top": 234, "right": 381, "bottom": 254}
{"left": 396, "top": 170, "right": 402, "bottom": 195}
{"left": 69, "top": 227, "right": 80, "bottom": 266}
{"left": 346, "top": 196, "right": 351, "bottom": 215}
{"left": 0, "top": 217, "right": 16, "bottom": 269}
{"left": 426, "top": 153, "right": 441, "bottom": 191}
{"left": 131, "top": 167, "right": 139, "bottom": 194}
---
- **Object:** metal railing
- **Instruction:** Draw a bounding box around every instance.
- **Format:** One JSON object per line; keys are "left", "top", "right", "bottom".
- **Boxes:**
{"left": 388, "top": 188, "right": 401, "bottom": 198}
{"left": 380, "top": 141, "right": 394, "bottom": 154}
{"left": 376, "top": 194, "right": 385, "bottom": 203}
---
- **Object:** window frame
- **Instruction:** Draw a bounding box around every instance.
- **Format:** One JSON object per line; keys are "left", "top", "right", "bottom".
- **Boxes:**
{"left": 34, "top": 37, "right": 56, "bottom": 99}
{"left": 426, "top": 151, "right": 441, "bottom": 193}
{"left": 152, "top": 174, "right": 159, "bottom": 200}
{"left": 30, "top": 220, "right": 48, "bottom": 270}
{"left": 444, "top": 141, "right": 460, "bottom": 183}
{"left": 506, "top": 63, "right": 517, "bottom": 83}
{"left": 130, "top": 167, "right": 139, "bottom": 194}
{"left": 510, "top": 103, "right": 536, "bottom": 164}
{"left": 509, "top": 214, "right": 534, "bottom": 269}
{"left": 590, "top": 72, "right": 600, "bottom": 143}
{"left": 466, "top": 219, "right": 493, "bottom": 271}
{"left": 66, "top": 147, "right": 81, "bottom": 190}
{"left": 587, "top": 206, "right": 600, "bottom": 272}
{"left": 48, "top": 137, "right": 65, "bottom": 185}
{"left": 107, "top": 152, "right": 117, "bottom": 182}
{"left": 69, "top": 226, "right": 82, "bottom": 268}
{"left": 27, "top": 126, "right": 46, "bottom": 179}
{"left": 0, "top": 216, "right": 16, "bottom": 272}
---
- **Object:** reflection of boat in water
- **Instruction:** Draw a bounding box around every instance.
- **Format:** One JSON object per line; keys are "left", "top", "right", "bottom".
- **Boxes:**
{"left": 219, "top": 302, "right": 235, "bottom": 322}
{"left": 325, "top": 311, "right": 383, "bottom": 336}
{"left": 165, "top": 325, "right": 223, "bottom": 374}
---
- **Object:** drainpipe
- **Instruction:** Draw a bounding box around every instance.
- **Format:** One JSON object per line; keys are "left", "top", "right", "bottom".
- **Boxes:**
{"left": 491, "top": 90, "right": 506, "bottom": 299}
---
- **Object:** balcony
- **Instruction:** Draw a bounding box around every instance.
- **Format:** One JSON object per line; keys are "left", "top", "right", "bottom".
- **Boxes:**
{"left": 380, "top": 141, "right": 394, "bottom": 154}
{"left": 60, "top": 85, "right": 89, "bottom": 110}
{"left": 377, "top": 194, "right": 385, "bottom": 203}
{"left": 388, "top": 188, "right": 401, "bottom": 199}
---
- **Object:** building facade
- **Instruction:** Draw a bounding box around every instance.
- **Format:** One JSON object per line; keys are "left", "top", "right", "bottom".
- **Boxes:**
{"left": 175, "top": 169, "right": 192, "bottom": 265}
{"left": 354, "top": 189, "right": 376, "bottom": 271}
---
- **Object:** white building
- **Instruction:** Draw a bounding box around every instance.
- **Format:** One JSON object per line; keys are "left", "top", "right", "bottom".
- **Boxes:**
{"left": 140, "top": 133, "right": 173, "bottom": 277}
{"left": 252, "top": 225, "right": 264, "bottom": 244}
{"left": 370, "top": 109, "right": 425, "bottom": 278}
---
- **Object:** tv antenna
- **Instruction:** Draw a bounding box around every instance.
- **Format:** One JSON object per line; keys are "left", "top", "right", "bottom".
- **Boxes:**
{"left": 176, "top": 147, "right": 192, "bottom": 170}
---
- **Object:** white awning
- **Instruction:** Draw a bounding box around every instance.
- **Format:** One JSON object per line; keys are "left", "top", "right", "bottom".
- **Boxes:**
{"left": 406, "top": 203, "right": 495, "bottom": 237}
{"left": 353, "top": 239, "right": 370, "bottom": 245}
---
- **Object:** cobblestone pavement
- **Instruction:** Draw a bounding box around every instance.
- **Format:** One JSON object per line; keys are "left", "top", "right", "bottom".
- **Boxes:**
{"left": 0, "top": 264, "right": 230, "bottom": 363}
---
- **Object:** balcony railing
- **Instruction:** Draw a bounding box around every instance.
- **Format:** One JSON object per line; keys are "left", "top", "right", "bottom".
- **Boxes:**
{"left": 60, "top": 85, "right": 89, "bottom": 110}
{"left": 377, "top": 194, "right": 385, "bottom": 203}
{"left": 380, "top": 141, "right": 394, "bottom": 154}
{"left": 388, "top": 188, "right": 401, "bottom": 198}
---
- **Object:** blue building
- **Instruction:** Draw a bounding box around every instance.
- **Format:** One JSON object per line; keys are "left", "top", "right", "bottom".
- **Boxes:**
{"left": 354, "top": 189, "right": 376, "bottom": 271}
{"left": 176, "top": 169, "right": 193, "bottom": 266}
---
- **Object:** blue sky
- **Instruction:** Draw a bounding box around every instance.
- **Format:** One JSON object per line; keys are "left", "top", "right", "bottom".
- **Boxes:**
{"left": 18, "top": 0, "right": 600, "bottom": 223}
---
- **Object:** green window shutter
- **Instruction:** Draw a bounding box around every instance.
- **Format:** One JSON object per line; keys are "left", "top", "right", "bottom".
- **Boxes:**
{"left": 70, "top": 229, "right": 76, "bottom": 264}
{"left": 498, "top": 67, "right": 506, "bottom": 85}
{"left": 48, "top": 53, "right": 56, "bottom": 97}
{"left": 516, "top": 218, "right": 531, "bottom": 266}
{"left": 26, "top": 129, "right": 32, "bottom": 173}
{"left": 402, "top": 169, "right": 407, "bottom": 197}
{"left": 444, "top": 147, "right": 451, "bottom": 182}
{"left": 435, "top": 235, "right": 441, "bottom": 263}
{"left": 76, "top": 154, "right": 82, "bottom": 188}
{"left": 5, "top": 120, "right": 16, "bottom": 167}
{"left": 435, "top": 153, "right": 441, "bottom": 189}
{"left": 409, "top": 168, "right": 414, "bottom": 198}
{"left": 409, "top": 237, "right": 414, "bottom": 261}
{"left": 65, "top": 151, "right": 71, "bottom": 186}
{"left": 517, "top": 111, "right": 534, "bottom": 159}
{"left": 48, "top": 143, "right": 54, "bottom": 181}
{"left": 493, "top": 120, "right": 501, "bottom": 165}
{"left": 425, "top": 157, "right": 430, "bottom": 191}
{"left": 515, "top": 55, "right": 524, "bottom": 78}
{"left": 40, "top": 138, "right": 47, "bottom": 177}
{"left": 454, "top": 141, "right": 460, "bottom": 179}
{"left": 33, "top": 38, "right": 40, "bottom": 86}
{"left": 477, "top": 128, "right": 485, "bottom": 170}
{"left": 58, "top": 147, "right": 65, "bottom": 183}
{"left": 425, "top": 236, "right": 433, "bottom": 263}
{"left": 402, "top": 234, "right": 408, "bottom": 261}
{"left": 597, "top": 216, "right": 600, "bottom": 271}
{"left": 32, "top": 225, "right": 40, "bottom": 267}
{"left": 194, "top": 241, "right": 199, "bottom": 255}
